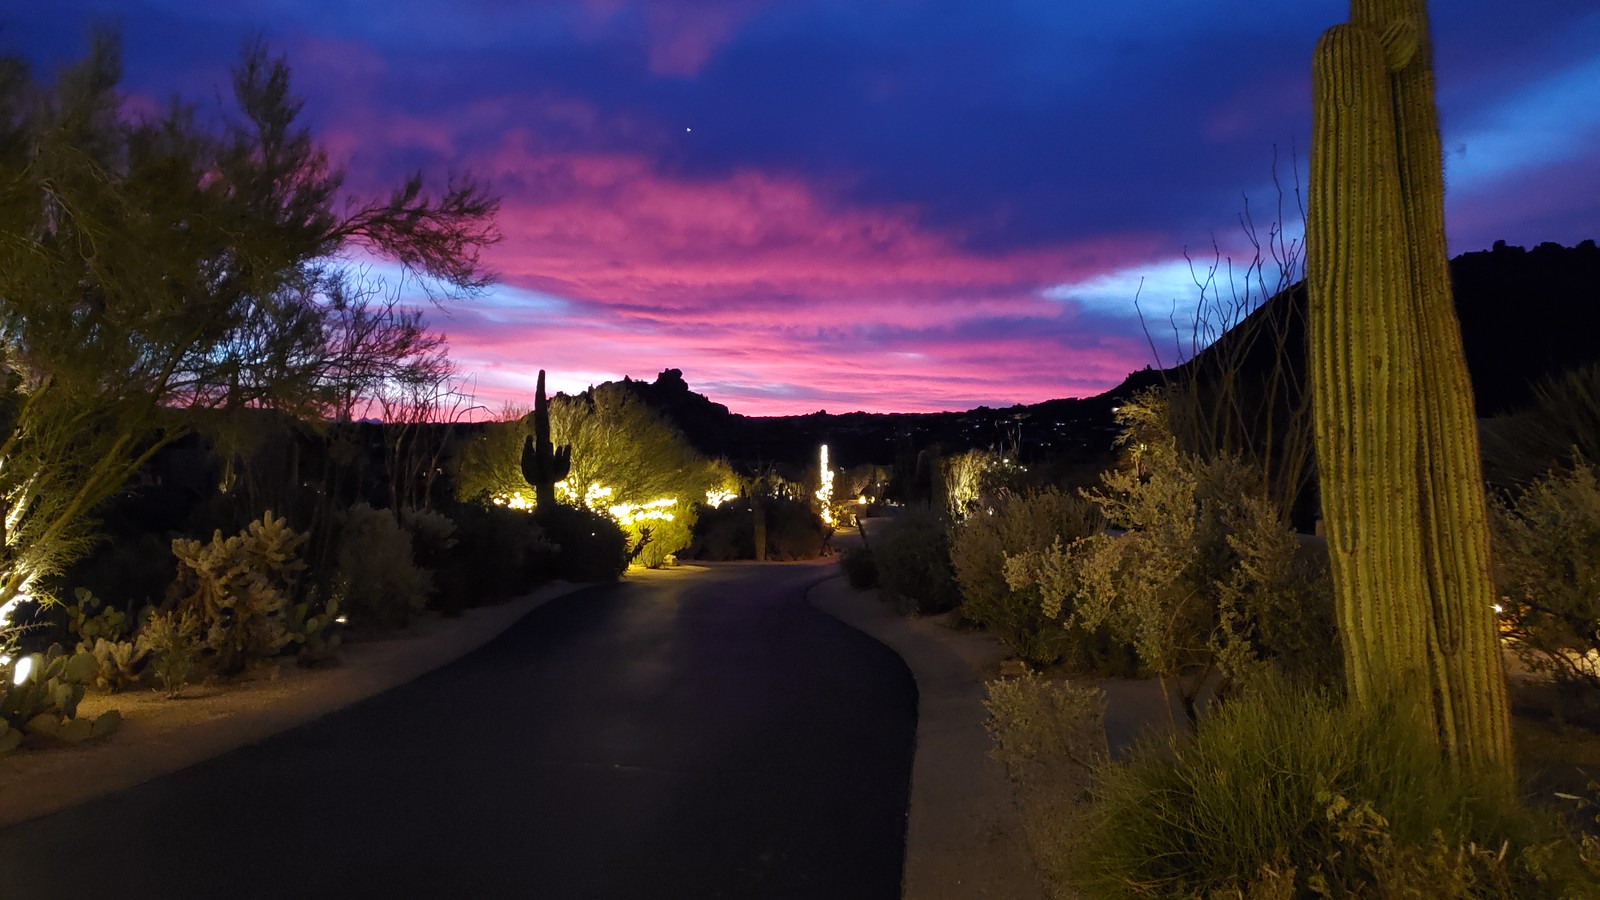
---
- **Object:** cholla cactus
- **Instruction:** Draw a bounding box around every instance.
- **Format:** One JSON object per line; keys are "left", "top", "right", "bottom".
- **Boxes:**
{"left": 170, "top": 510, "right": 307, "bottom": 673}
{"left": 1308, "top": 0, "right": 1511, "bottom": 773}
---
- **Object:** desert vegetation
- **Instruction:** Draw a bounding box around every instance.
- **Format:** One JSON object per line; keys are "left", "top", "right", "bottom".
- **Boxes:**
{"left": 842, "top": 4, "right": 1600, "bottom": 895}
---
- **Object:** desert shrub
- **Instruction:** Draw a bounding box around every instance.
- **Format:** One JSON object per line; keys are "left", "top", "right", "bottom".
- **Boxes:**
{"left": 839, "top": 546, "right": 878, "bottom": 589}
{"left": 987, "top": 673, "right": 1109, "bottom": 774}
{"left": 434, "top": 502, "right": 555, "bottom": 609}
{"left": 686, "top": 498, "right": 827, "bottom": 561}
{"left": 686, "top": 502, "right": 755, "bottom": 560}
{"left": 334, "top": 503, "right": 431, "bottom": 630}
{"left": 874, "top": 506, "right": 961, "bottom": 615}
{"left": 985, "top": 674, "right": 1109, "bottom": 898}
{"left": 401, "top": 506, "right": 458, "bottom": 572}
{"left": 764, "top": 498, "right": 828, "bottom": 559}
{"left": 1006, "top": 394, "right": 1338, "bottom": 723}
{"left": 540, "top": 503, "right": 629, "bottom": 582}
{"left": 170, "top": 511, "right": 306, "bottom": 673}
{"left": 1072, "top": 681, "right": 1597, "bottom": 899}
{"left": 622, "top": 505, "right": 695, "bottom": 569}
{"left": 950, "top": 489, "right": 1110, "bottom": 666}
{"left": 137, "top": 609, "right": 203, "bottom": 698}
{"left": 1492, "top": 460, "right": 1600, "bottom": 701}
{"left": 1482, "top": 363, "right": 1600, "bottom": 487}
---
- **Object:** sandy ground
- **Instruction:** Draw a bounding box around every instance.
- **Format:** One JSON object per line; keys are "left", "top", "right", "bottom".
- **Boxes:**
{"left": 0, "top": 581, "right": 585, "bottom": 829}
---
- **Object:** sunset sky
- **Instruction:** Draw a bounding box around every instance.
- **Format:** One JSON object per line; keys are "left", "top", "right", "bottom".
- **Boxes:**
{"left": 8, "top": 2, "right": 1598, "bottom": 415}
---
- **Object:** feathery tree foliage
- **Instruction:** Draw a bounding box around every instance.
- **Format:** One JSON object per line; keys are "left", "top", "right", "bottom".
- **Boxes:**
{"left": 0, "top": 33, "right": 498, "bottom": 616}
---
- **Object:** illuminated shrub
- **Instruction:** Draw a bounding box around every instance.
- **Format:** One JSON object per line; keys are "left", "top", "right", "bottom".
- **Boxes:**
{"left": 949, "top": 489, "right": 1110, "bottom": 666}
{"left": 612, "top": 499, "right": 695, "bottom": 569}
{"left": 1491, "top": 460, "right": 1600, "bottom": 700}
{"left": 1071, "top": 681, "right": 1594, "bottom": 898}
{"left": 983, "top": 673, "right": 1107, "bottom": 896}
{"left": 1006, "top": 396, "right": 1338, "bottom": 721}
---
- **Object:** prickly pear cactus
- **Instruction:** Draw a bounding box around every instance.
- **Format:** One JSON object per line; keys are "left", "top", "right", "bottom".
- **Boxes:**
{"left": 0, "top": 645, "right": 121, "bottom": 745}
{"left": 1308, "top": 0, "right": 1511, "bottom": 774}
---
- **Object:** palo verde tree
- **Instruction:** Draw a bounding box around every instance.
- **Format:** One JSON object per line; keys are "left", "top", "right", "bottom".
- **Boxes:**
{"left": 1307, "top": 0, "right": 1512, "bottom": 774}
{"left": 0, "top": 33, "right": 498, "bottom": 617}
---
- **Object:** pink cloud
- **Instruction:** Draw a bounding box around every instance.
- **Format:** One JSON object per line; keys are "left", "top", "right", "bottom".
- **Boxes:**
{"left": 578, "top": 0, "right": 765, "bottom": 77}
{"left": 321, "top": 99, "right": 1171, "bottom": 416}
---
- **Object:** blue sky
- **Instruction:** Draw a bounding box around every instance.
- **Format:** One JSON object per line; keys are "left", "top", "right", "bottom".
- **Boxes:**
{"left": 7, "top": 1, "right": 1597, "bottom": 413}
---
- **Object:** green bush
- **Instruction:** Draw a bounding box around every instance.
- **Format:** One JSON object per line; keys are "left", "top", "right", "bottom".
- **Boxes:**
{"left": 334, "top": 503, "right": 431, "bottom": 629}
{"left": 984, "top": 674, "right": 1109, "bottom": 899}
{"left": 137, "top": 609, "right": 202, "bottom": 698}
{"left": 1071, "top": 681, "right": 1598, "bottom": 899}
{"left": 874, "top": 506, "right": 961, "bottom": 615}
{"left": 624, "top": 507, "right": 694, "bottom": 569}
{"left": 951, "top": 489, "right": 1109, "bottom": 666}
{"left": 401, "top": 506, "right": 458, "bottom": 573}
{"left": 539, "top": 503, "right": 629, "bottom": 582}
{"left": 839, "top": 546, "right": 878, "bottom": 589}
{"left": 1492, "top": 460, "right": 1600, "bottom": 701}
{"left": 1005, "top": 394, "right": 1339, "bottom": 722}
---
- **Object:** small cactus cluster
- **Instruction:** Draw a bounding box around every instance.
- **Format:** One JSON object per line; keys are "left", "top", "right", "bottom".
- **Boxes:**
{"left": 521, "top": 369, "right": 572, "bottom": 513}
{"left": 284, "top": 595, "right": 342, "bottom": 665}
{"left": 1, "top": 645, "right": 122, "bottom": 753}
{"left": 1308, "top": 0, "right": 1511, "bottom": 774}
{"left": 170, "top": 510, "right": 309, "bottom": 673}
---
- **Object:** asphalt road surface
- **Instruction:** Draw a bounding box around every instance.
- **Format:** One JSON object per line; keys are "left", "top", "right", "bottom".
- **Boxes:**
{"left": 0, "top": 563, "right": 918, "bottom": 899}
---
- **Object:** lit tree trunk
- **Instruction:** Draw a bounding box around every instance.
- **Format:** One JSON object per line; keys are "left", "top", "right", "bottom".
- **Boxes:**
{"left": 1308, "top": 0, "right": 1512, "bottom": 775}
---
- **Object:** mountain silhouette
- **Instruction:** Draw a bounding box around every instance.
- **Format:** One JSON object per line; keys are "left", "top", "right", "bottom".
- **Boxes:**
{"left": 604, "top": 240, "right": 1600, "bottom": 469}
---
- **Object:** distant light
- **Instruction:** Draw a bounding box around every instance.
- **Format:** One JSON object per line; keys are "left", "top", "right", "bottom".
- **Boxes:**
{"left": 12, "top": 655, "right": 32, "bottom": 685}
{"left": 334, "top": 615, "right": 348, "bottom": 625}
{"left": 1492, "top": 603, "right": 1504, "bottom": 615}
{"left": 685, "top": 127, "right": 692, "bottom": 133}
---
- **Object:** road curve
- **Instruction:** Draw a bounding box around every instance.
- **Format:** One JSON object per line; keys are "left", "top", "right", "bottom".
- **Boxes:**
{"left": 0, "top": 563, "right": 918, "bottom": 899}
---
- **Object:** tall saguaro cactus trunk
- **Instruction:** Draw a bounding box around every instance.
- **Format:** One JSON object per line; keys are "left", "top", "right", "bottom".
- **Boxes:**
{"left": 520, "top": 369, "right": 571, "bottom": 514}
{"left": 1309, "top": 0, "right": 1512, "bottom": 777}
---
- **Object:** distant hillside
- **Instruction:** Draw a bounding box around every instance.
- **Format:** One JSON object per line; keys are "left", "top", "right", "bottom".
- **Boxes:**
{"left": 596, "top": 240, "right": 1600, "bottom": 469}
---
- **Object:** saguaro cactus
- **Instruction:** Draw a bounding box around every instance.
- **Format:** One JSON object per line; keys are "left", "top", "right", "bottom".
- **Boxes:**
{"left": 1308, "top": 0, "right": 1512, "bottom": 774}
{"left": 520, "top": 369, "right": 571, "bottom": 513}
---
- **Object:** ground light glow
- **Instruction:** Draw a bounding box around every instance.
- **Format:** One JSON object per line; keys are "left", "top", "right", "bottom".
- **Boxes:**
{"left": 11, "top": 654, "right": 32, "bottom": 685}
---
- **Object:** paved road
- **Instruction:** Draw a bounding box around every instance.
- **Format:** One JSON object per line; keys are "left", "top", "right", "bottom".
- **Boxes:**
{"left": 0, "top": 563, "right": 918, "bottom": 899}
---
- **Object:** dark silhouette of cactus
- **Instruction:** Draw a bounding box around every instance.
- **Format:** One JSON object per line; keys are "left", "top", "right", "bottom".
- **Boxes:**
{"left": 1308, "top": 0, "right": 1511, "bottom": 774}
{"left": 520, "top": 369, "right": 571, "bottom": 513}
